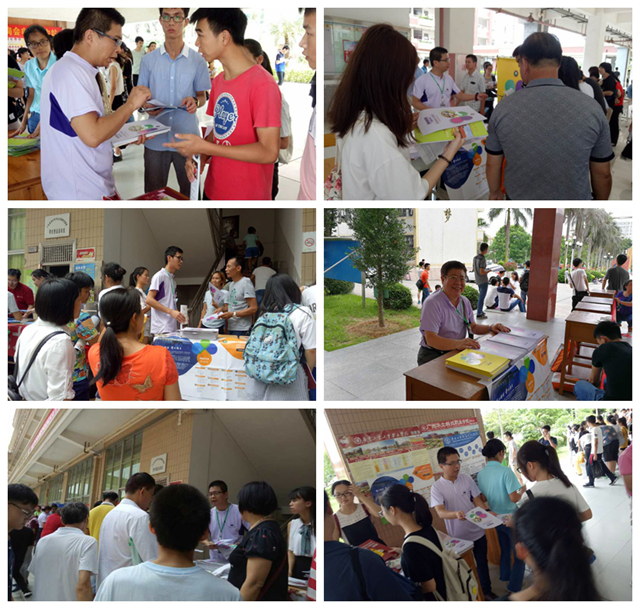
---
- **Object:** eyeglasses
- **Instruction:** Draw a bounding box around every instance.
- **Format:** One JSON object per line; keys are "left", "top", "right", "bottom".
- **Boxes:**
{"left": 444, "top": 276, "right": 467, "bottom": 283}
{"left": 334, "top": 492, "right": 353, "bottom": 499}
{"left": 443, "top": 460, "right": 462, "bottom": 467}
{"left": 27, "top": 40, "right": 50, "bottom": 49}
{"left": 93, "top": 29, "right": 123, "bottom": 48}
{"left": 209, "top": 491, "right": 225, "bottom": 496}
{"left": 174, "top": 256, "right": 184, "bottom": 262}
{"left": 378, "top": 510, "right": 385, "bottom": 518}
{"left": 517, "top": 467, "right": 523, "bottom": 473}
{"left": 161, "top": 14, "right": 186, "bottom": 23}
{"left": 9, "top": 503, "right": 35, "bottom": 518}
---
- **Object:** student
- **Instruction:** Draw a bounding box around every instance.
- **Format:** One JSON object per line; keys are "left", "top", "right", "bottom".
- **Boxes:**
{"left": 228, "top": 482, "right": 288, "bottom": 600}
{"left": 131, "top": 36, "right": 145, "bottom": 86}
{"left": 165, "top": 8, "right": 281, "bottom": 201}
{"left": 324, "top": 491, "right": 414, "bottom": 601}
{"left": 15, "top": 278, "right": 81, "bottom": 401}
{"left": 518, "top": 440, "right": 593, "bottom": 518}
{"left": 198, "top": 271, "right": 228, "bottom": 330}
{"left": 8, "top": 484, "right": 39, "bottom": 602}
{"left": 30, "top": 269, "right": 51, "bottom": 290}
{"left": 297, "top": 8, "right": 316, "bottom": 201}
{"left": 574, "top": 321, "right": 632, "bottom": 401}
{"left": 605, "top": 414, "right": 622, "bottom": 476}
{"left": 581, "top": 415, "right": 618, "bottom": 487}
{"left": 252, "top": 258, "right": 276, "bottom": 308}
{"left": 380, "top": 484, "right": 446, "bottom": 601}
{"left": 16, "top": 47, "right": 33, "bottom": 70}
{"left": 430, "top": 446, "right": 495, "bottom": 599}
{"left": 243, "top": 226, "right": 261, "bottom": 272}
{"left": 275, "top": 44, "right": 288, "bottom": 85}
{"left": 65, "top": 271, "right": 99, "bottom": 401}
{"left": 147, "top": 42, "right": 157, "bottom": 53}
{"left": 40, "top": 8, "right": 152, "bottom": 200}
{"left": 288, "top": 486, "right": 316, "bottom": 580}
{"left": 497, "top": 276, "right": 526, "bottom": 312}
{"left": 138, "top": 8, "right": 210, "bottom": 196}
{"left": 10, "top": 25, "right": 56, "bottom": 137}
{"left": 520, "top": 260, "right": 530, "bottom": 305}
{"left": 203, "top": 480, "right": 248, "bottom": 563}
{"left": 8, "top": 269, "right": 35, "bottom": 312}
{"left": 538, "top": 425, "right": 558, "bottom": 449}
{"left": 615, "top": 279, "right": 632, "bottom": 332}
{"left": 88, "top": 491, "right": 119, "bottom": 545}
{"left": 420, "top": 263, "right": 431, "bottom": 303}
{"left": 130, "top": 266, "right": 151, "bottom": 343}
{"left": 98, "top": 262, "right": 127, "bottom": 301}
{"left": 96, "top": 484, "right": 241, "bottom": 601}
{"left": 330, "top": 480, "right": 384, "bottom": 546}
{"left": 244, "top": 273, "right": 315, "bottom": 401}
{"left": 328, "top": 25, "right": 465, "bottom": 200}
{"left": 31, "top": 503, "right": 97, "bottom": 601}
{"left": 88, "top": 288, "right": 181, "bottom": 401}
{"left": 485, "top": 276, "right": 500, "bottom": 310}
{"left": 9, "top": 523, "right": 34, "bottom": 598}
{"left": 221, "top": 257, "right": 257, "bottom": 337}
{"left": 300, "top": 283, "right": 317, "bottom": 319}
{"left": 477, "top": 439, "right": 526, "bottom": 593}
{"left": 473, "top": 243, "right": 490, "bottom": 318}
{"left": 147, "top": 246, "right": 186, "bottom": 336}
{"left": 569, "top": 257, "right": 590, "bottom": 310}
{"left": 504, "top": 431, "right": 523, "bottom": 484}
{"left": 604, "top": 255, "right": 630, "bottom": 293}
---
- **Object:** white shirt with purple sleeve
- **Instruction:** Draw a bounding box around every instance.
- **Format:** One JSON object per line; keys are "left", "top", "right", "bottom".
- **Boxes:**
{"left": 149, "top": 268, "right": 178, "bottom": 335}
{"left": 429, "top": 474, "right": 485, "bottom": 541}
{"left": 419, "top": 289, "right": 475, "bottom": 348}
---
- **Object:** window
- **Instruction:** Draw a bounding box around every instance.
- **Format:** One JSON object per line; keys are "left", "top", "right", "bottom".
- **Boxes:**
{"left": 47, "top": 475, "right": 64, "bottom": 504}
{"left": 103, "top": 431, "right": 143, "bottom": 496}
{"left": 399, "top": 209, "right": 414, "bottom": 217}
{"left": 8, "top": 208, "right": 26, "bottom": 278}
{"left": 405, "top": 235, "right": 415, "bottom": 249}
{"left": 65, "top": 458, "right": 94, "bottom": 505}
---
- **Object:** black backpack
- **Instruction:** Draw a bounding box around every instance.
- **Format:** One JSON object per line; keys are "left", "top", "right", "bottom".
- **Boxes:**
{"left": 520, "top": 270, "right": 530, "bottom": 292}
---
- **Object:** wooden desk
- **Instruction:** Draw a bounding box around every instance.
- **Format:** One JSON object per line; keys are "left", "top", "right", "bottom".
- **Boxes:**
{"left": 8, "top": 150, "right": 46, "bottom": 200}
{"left": 587, "top": 288, "right": 616, "bottom": 300}
{"left": 582, "top": 296, "right": 610, "bottom": 305}
{"left": 575, "top": 301, "right": 613, "bottom": 315}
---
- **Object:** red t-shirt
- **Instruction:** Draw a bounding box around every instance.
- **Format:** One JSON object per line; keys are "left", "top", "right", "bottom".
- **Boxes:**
{"left": 9, "top": 283, "right": 35, "bottom": 310}
{"left": 421, "top": 269, "right": 430, "bottom": 285}
{"left": 40, "top": 513, "right": 63, "bottom": 538}
{"left": 205, "top": 65, "right": 281, "bottom": 200}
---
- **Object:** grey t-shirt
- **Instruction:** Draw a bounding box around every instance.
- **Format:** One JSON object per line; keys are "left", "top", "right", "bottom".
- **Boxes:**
{"left": 473, "top": 254, "right": 488, "bottom": 285}
{"left": 228, "top": 277, "right": 256, "bottom": 332}
{"left": 486, "top": 78, "right": 614, "bottom": 200}
{"left": 604, "top": 266, "right": 630, "bottom": 292}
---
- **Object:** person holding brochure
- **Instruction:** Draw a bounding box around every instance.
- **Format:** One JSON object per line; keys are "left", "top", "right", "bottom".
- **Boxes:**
{"left": 198, "top": 271, "right": 228, "bottom": 330}
{"left": 330, "top": 481, "right": 385, "bottom": 547}
{"left": 146, "top": 246, "right": 186, "bottom": 337}
{"left": 39, "top": 8, "right": 152, "bottom": 200}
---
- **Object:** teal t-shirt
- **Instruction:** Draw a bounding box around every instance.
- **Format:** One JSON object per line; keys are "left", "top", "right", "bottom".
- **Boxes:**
{"left": 476, "top": 460, "right": 522, "bottom": 515}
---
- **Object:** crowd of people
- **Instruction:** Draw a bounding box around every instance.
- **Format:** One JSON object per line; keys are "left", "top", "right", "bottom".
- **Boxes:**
{"left": 8, "top": 8, "right": 316, "bottom": 200}
{"left": 9, "top": 244, "right": 316, "bottom": 402}
{"left": 9, "top": 474, "right": 317, "bottom": 601}
{"left": 326, "top": 26, "right": 630, "bottom": 200}
{"left": 325, "top": 412, "right": 631, "bottom": 601}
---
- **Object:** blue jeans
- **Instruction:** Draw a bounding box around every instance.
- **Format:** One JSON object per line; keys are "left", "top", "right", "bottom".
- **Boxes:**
{"left": 421, "top": 286, "right": 431, "bottom": 303}
{"left": 502, "top": 299, "right": 525, "bottom": 312}
{"left": 255, "top": 289, "right": 265, "bottom": 308}
{"left": 27, "top": 111, "right": 40, "bottom": 134}
{"left": 472, "top": 533, "right": 492, "bottom": 595}
{"left": 574, "top": 380, "right": 605, "bottom": 401}
{"left": 521, "top": 290, "right": 527, "bottom": 306}
{"left": 496, "top": 524, "right": 525, "bottom": 592}
{"left": 477, "top": 282, "right": 489, "bottom": 315}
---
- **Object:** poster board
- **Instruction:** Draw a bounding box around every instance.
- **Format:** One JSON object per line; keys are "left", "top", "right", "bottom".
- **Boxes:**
{"left": 496, "top": 57, "right": 523, "bottom": 101}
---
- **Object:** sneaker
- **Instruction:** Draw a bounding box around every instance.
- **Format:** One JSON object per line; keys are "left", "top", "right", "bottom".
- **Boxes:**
{"left": 476, "top": 313, "right": 488, "bottom": 319}
{"left": 609, "top": 476, "right": 619, "bottom": 486}
{"left": 583, "top": 483, "right": 594, "bottom": 487}
{"left": 24, "top": 591, "right": 32, "bottom": 598}
{"left": 484, "top": 591, "right": 498, "bottom": 601}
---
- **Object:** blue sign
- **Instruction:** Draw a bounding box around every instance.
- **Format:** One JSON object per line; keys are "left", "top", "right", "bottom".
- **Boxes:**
{"left": 213, "top": 92, "right": 238, "bottom": 140}
{"left": 491, "top": 365, "right": 528, "bottom": 401}
{"left": 324, "top": 239, "right": 362, "bottom": 283}
{"left": 74, "top": 262, "right": 95, "bottom": 279}
{"left": 153, "top": 336, "right": 198, "bottom": 376}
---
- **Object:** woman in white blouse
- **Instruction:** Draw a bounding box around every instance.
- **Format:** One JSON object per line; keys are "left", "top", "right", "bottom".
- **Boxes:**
{"left": 287, "top": 486, "right": 316, "bottom": 579}
{"left": 328, "top": 23, "right": 465, "bottom": 200}
{"left": 15, "top": 278, "right": 82, "bottom": 401}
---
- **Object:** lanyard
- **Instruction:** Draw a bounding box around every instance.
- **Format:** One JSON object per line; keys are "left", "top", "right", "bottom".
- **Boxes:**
{"left": 449, "top": 298, "right": 474, "bottom": 339}
{"left": 215, "top": 507, "right": 230, "bottom": 535}
{"left": 163, "top": 268, "right": 176, "bottom": 302}
{"left": 430, "top": 72, "right": 447, "bottom": 105}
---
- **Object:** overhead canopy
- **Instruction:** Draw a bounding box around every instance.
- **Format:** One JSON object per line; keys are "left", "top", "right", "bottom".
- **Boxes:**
{"left": 8, "top": 8, "right": 160, "bottom": 25}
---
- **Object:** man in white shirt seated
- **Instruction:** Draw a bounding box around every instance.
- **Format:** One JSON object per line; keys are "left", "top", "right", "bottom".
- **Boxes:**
{"left": 95, "top": 484, "right": 242, "bottom": 601}
{"left": 97, "top": 472, "right": 159, "bottom": 587}
{"left": 30, "top": 503, "right": 98, "bottom": 601}
{"left": 252, "top": 256, "right": 276, "bottom": 308}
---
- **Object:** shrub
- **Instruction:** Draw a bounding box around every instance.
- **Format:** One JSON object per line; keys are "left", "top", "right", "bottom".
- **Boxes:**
{"left": 502, "top": 261, "right": 518, "bottom": 272}
{"left": 284, "top": 68, "right": 314, "bottom": 84}
{"left": 558, "top": 269, "right": 565, "bottom": 283}
{"left": 325, "top": 278, "right": 354, "bottom": 296}
{"left": 462, "top": 284, "right": 479, "bottom": 309}
{"left": 383, "top": 283, "right": 413, "bottom": 310}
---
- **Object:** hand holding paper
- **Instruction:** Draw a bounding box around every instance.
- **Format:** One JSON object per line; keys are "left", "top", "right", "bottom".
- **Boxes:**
{"left": 465, "top": 507, "right": 503, "bottom": 529}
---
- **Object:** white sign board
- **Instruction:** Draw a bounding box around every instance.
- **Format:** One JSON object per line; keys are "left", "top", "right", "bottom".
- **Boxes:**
{"left": 44, "top": 213, "right": 70, "bottom": 239}
{"left": 303, "top": 232, "right": 316, "bottom": 253}
{"left": 150, "top": 453, "right": 167, "bottom": 475}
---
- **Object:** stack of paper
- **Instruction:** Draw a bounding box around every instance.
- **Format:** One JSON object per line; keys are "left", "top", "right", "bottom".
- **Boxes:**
{"left": 446, "top": 349, "right": 510, "bottom": 379}
{"left": 476, "top": 340, "right": 528, "bottom": 364}
{"left": 110, "top": 119, "right": 170, "bottom": 147}
{"left": 487, "top": 332, "right": 540, "bottom": 351}
{"left": 415, "top": 106, "right": 487, "bottom": 144}
{"left": 359, "top": 539, "right": 398, "bottom": 562}
{"left": 8, "top": 136, "right": 40, "bottom": 157}
{"left": 8, "top": 67, "right": 24, "bottom": 88}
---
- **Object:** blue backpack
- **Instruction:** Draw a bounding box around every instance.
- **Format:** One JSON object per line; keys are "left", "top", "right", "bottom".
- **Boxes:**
{"left": 243, "top": 305, "right": 300, "bottom": 385}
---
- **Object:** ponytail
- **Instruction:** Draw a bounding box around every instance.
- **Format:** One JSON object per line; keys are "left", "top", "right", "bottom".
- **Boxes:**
{"left": 380, "top": 484, "right": 433, "bottom": 528}
{"left": 413, "top": 492, "right": 433, "bottom": 528}
{"left": 517, "top": 440, "right": 571, "bottom": 488}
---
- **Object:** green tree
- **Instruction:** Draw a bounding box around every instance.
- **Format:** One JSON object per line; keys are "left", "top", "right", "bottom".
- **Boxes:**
{"left": 488, "top": 208, "right": 533, "bottom": 264}
{"left": 324, "top": 451, "right": 336, "bottom": 485}
{"left": 488, "top": 224, "right": 531, "bottom": 264}
{"left": 348, "top": 209, "right": 417, "bottom": 328}
{"left": 324, "top": 209, "right": 339, "bottom": 237}
{"left": 269, "top": 15, "right": 303, "bottom": 48}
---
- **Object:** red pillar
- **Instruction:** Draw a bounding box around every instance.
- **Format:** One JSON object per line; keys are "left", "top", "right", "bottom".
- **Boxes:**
{"left": 527, "top": 208, "right": 564, "bottom": 322}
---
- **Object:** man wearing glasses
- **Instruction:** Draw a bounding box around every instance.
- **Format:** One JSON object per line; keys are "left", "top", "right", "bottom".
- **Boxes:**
{"left": 147, "top": 246, "right": 186, "bottom": 338}
{"left": 39, "top": 8, "right": 152, "bottom": 200}
{"left": 138, "top": 9, "right": 210, "bottom": 197}
{"left": 430, "top": 447, "right": 496, "bottom": 600}
{"left": 8, "top": 484, "right": 39, "bottom": 601}
{"left": 418, "top": 260, "right": 511, "bottom": 366}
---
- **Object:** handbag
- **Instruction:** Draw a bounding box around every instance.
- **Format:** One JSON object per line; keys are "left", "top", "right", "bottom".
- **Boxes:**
{"left": 324, "top": 137, "right": 343, "bottom": 200}
{"left": 8, "top": 331, "right": 66, "bottom": 401}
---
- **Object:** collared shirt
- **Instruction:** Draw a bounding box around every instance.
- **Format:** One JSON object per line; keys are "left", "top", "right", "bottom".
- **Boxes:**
{"left": 41, "top": 51, "right": 116, "bottom": 200}
{"left": 37, "top": 512, "right": 49, "bottom": 526}
{"left": 67, "top": 311, "right": 98, "bottom": 383}
{"left": 8, "top": 282, "right": 34, "bottom": 310}
{"left": 208, "top": 504, "right": 249, "bottom": 562}
{"left": 88, "top": 502, "right": 116, "bottom": 546}
{"left": 460, "top": 69, "right": 485, "bottom": 112}
{"left": 23, "top": 52, "right": 57, "bottom": 114}
{"left": 97, "top": 498, "right": 159, "bottom": 587}
{"left": 15, "top": 319, "right": 75, "bottom": 401}
{"left": 476, "top": 461, "right": 522, "bottom": 515}
{"left": 138, "top": 43, "right": 211, "bottom": 151}
{"left": 486, "top": 78, "right": 614, "bottom": 200}
{"left": 430, "top": 474, "right": 484, "bottom": 541}
{"left": 149, "top": 268, "right": 178, "bottom": 335}
{"left": 419, "top": 289, "right": 475, "bottom": 348}
{"left": 473, "top": 254, "right": 488, "bottom": 286}
{"left": 413, "top": 71, "right": 460, "bottom": 107}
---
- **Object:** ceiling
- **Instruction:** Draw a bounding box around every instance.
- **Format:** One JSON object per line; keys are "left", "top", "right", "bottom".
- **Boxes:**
{"left": 8, "top": 8, "right": 160, "bottom": 24}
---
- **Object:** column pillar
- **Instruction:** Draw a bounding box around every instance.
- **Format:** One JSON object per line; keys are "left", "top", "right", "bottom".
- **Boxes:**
{"left": 527, "top": 209, "right": 564, "bottom": 322}
{"left": 440, "top": 8, "right": 476, "bottom": 82}
{"left": 583, "top": 10, "right": 607, "bottom": 71}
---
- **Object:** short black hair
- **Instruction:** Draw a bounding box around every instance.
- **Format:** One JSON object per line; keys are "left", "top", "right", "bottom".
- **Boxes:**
{"left": 623, "top": 279, "right": 632, "bottom": 290}
{"left": 430, "top": 46, "right": 448, "bottom": 64}
{"left": 593, "top": 320, "right": 622, "bottom": 341}
{"left": 588, "top": 66, "right": 600, "bottom": 79}
{"left": 482, "top": 438, "right": 506, "bottom": 458}
{"left": 102, "top": 491, "right": 119, "bottom": 502}
{"left": 31, "top": 270, "right": 50, "bottom": 282}
{"left": 53, "top": 28, "right": 75, "bottom": 60}
{"left": 301, "top": 8, "right": 316, "bottom": 16}
{"left": 247, "top": 226, "right": 256, "bottom": 234}
{"left": 65, "top": 271, "right": 95, "bottom": 290}
{"left": 486, "top": 431, "right": 495, "bottom": 439}
{"left": 262, "top": 256, "right": 272, "bottom": 266}
{"left": 17, "top": 47, "right": 31, "bottom": 57}
{"left": 480, "top": 242, "right": 489, "bottom": 253}
{"left": 8, "top": 484, "right": 38, "bottom": 507}
{"left": 483, "top": 61, "right": 492, "bottom": 70}
{"left": 573, "top": 258, "right": 582, "bottom": 267}
{"left": 423, "top": 58, "right": 429, "bottom": 65}
{"left": 135, "top": 36, "right": 144, "bottom": 43}
{"left": 125, "top": 472, "right": 155, "bottom": 494}
{"left": 519, "top": 32, "right": 562, "bottom": 67}
{"left": 599, "top": 62, "right": 613, "bottom": 74}
{"left": 164, "top": 246, "right": 184, "bottom": 265}
{"left": 282, "top": 45, "right": 290, "bottom": 50}
{"left": 440, "top": 260, "right": 466, "bottom": 277}
{"left": 586, "top": 415, "right": 596, "bottom": 425}
{"left": 489, "top": 276, "right": 499, "bottom": 286}
{"left": 437, "top": 446, "right": 459, "bottom": 464}
{"left": 35, "top": 278, "right": 79, "bottom": 325}
{"left": 191, "top": 8, "right": 248, "bottom": 45}
{"left": 208, "top": 480, "right": 228, "bottom": 493}
{"left": 512, "top": 45, "right": 522, "bottom": 59}
{"left": 150, "top": 484, "right": 210, "bottom": 552}
{"left": 331, "top": 479, "right": 352, "bottom": 495}
{"left": 229, "top": 257, "right": 246, "bottom": 273}
{"left": 60, "top": 502, "right": 89, "bottom": 525}
{"left": 505, "top": 431, "right": 513, "bottom": 439}
{"left": 502, "top": 276, "right": 510, "bottom": 286}
{"left": 24, "top": 24, "right": 52, "bottom": 47}
{"left": 158, "top": 8, "right": 190, "bottom": 18}
{"left": 73, "top": 8, "right": 125, "bottom": 44}
{"left": 237, "top": 481, "right": 278, "bottom": 516}
{"left": 8, "top": 268, "right": 21, "bottom": 279}
{"left": 541, "top": 425, "right": 551, "bottom": 432}
{"left": 617, "top": 254, "right": 628, "bottom": 266}
{"left": 466, "top": 54, "right": 478, "bottom": 63}
{"left": 148, "top": 42, "right": 156, "bottom": 48}
{"left": 525, "top": 260, "right": 530, "bottom": 267}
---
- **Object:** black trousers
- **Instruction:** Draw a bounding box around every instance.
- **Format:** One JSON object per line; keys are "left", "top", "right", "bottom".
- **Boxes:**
{"left": 572, "top": 290, "right": 589, "bottom": 311}
{"left": 272, "top": 161, "right": 279, "bottom": 200}
{"left": 277, "top": 71, "right": 285, "bottom": 85}
{"left": 12, "top": 552, "right": 29, "bottom": 593}
{"left": 133, "top": 74, "right": 139, "bottom": 87}
{"left": 610, "top": 106, "right": 623, "bottom": 147}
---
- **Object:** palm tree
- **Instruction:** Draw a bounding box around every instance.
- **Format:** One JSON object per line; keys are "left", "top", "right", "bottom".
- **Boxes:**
{"left": 488, "top": 208, "right": 533, "bottom": 264}
{"left": 269, "top": 15, "right": 303, "bottom": 49}
{"left": 477, "top": 217, "right": 489, "bottom": 245}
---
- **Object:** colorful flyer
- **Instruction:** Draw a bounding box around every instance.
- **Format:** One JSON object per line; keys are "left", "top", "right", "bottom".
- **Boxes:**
{"left": 465, "top": 508, "right": 503, "bottom": 529}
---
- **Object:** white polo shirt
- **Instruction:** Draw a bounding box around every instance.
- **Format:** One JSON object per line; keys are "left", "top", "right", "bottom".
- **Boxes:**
{"left": 208, "top": 504, "right": 249, "bottom": 562}
{"left": 413, "top": 71, "right": 460, "bottom": 107}
{"left": 460, "top": 69, "right": 485, "bottom": 112}
{"left": 252, "top": 266, "right": 276, "bottom": 291}
{"left": 149, "top": 268, "right": 178, "bottom": 335}
{"left": 40, "top": 51, "right": 116, "bottom": 200}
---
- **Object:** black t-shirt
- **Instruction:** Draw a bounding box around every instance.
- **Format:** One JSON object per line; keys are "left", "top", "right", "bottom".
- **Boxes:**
{"left": 401, "top": 526, "right": 446, "bottom": 601}
{"left": 592, "top": 340, "right": 632, "bottom": 400}
{"left": 8, "top": 527, "right": 34, "bottom": 562}
{"left": 601, "top": 74, "right": 617, "bottom": 108}
{"left": 228, "top": 520, "right": 288, "bottom": 601}
{"left": 583, "top": 77, "right": 607, "bottom": 113}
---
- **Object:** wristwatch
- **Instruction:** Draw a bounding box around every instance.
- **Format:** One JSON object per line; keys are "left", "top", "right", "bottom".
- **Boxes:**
{"left": 192, "top": 96, "right": 199, "bottom": 108}
{"left": 233, "top": 311, "right": 237, "bottom": 318}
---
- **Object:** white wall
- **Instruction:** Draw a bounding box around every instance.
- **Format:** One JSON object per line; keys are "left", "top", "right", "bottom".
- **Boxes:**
{"left": 325, "top": 8, "right": 411, "bottom": 28}
{"left": 274, "top": 208, "right": 303, "bottom": 284}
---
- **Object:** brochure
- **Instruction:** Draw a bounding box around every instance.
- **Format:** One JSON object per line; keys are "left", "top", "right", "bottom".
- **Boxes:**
{"left": 446, "top": 349, "right": 510, "bottom": 379}
{"left": 8, "top": 67, "right": 25, "bottom": 79}
{"left": 465, "top": 507, "right": 503, "bottom": 529}
{"left": 475, "top": 341, "right": 528, "bottom": 364}
{"left": 436, "top": 530, "right": 474, "bottom": 555}
{"left": 505, "top": 326, "right": 544, "bottom": 340}
{"left": 415, "top": 120, "right": 488, "bottom": 144}
{"left": 110, "top": 119, "right": 170, "bottom": 147}
{"left": 487, "top": 332, "right": 540, "bottom": 351}
{"left": 145, "top": 98, "right": 183, "bottom": 112}
{"left": 417, "top": 106, "right": 486, "bottom": 137}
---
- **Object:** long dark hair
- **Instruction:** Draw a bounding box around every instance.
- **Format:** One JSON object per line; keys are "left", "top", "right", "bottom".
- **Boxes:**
{"left": 329, "top": 23, "right": 417, "bottom": 148}
{"left": 380, "top": 484, "right": 433, "bottom": 528}
{"left": 257, "top": 273, "right": 302, "bottom": 318}
{"left": 129, "top": 267, "right": 148, "bottom": 288}
{"left": 94, "top": 288, "right": 141, "bottom": 386}
{"left": 513, "top": 497, "right": 601, "bottom": 600}
{"left": 516, "top": 441, "right": 571, "bottom": 488}
{"left": 558, "top": 55, "right": 580, "bottom": 90}
{"left": 289, "top": 486, "right": 316, "bottom": 534}
{"left": 244, "top": 38, "right": 274, "bottom": 75}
